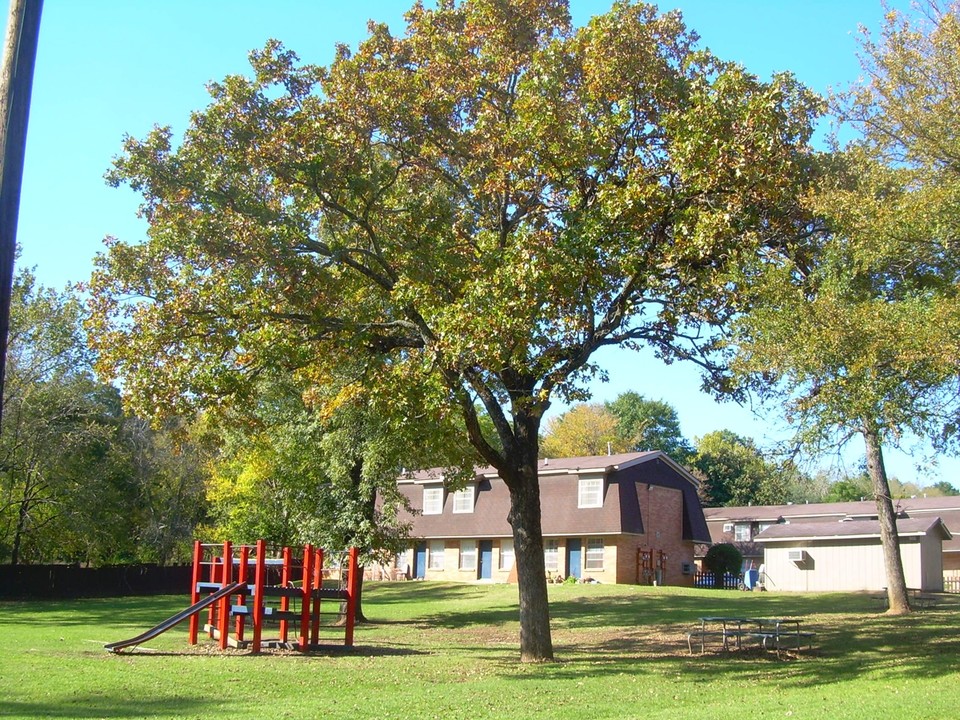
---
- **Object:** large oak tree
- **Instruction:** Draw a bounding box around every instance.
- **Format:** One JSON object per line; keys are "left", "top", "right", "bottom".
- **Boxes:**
{"left": 89, "top": 0, "right": 820, "bottom": 661}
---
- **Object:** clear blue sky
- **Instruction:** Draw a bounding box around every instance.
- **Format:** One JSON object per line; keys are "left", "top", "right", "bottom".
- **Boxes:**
{"left": 10, "top": 0, "right": 957, "bottom": 487}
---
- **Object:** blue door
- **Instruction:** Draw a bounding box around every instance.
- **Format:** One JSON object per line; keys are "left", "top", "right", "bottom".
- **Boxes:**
{"left": 566, "top": 538, "right": 582, "bottom": 579}
{"left": 479, "top": 540, "right": 493, "bottom": 580}
{"left": 414, "top": 542, "right": 427, "bottom": 579}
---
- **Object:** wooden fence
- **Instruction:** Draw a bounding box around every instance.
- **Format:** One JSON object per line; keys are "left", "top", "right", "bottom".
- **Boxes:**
{"left": 0, "top": 563, "right": 192, "bottom": 599}
{"left": 693, "top": 571, "right": 743, "bottom": 590}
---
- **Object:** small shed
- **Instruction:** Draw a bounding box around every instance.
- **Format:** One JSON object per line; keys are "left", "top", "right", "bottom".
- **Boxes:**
{"left": 755, "top": 517, "right": 951, "bottom": 592}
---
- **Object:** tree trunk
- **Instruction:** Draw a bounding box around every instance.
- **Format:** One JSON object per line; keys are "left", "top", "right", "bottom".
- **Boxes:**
{"left": 501, "top": 405, "right": 554, "bottom": 663}
{"left": 863, "top": 423, "right": 911, "bottom": 615}
{"left": 508, "top": 471, "right": 553, "bottom": 662}
{"left": 459, "top": 377, "right": 554, "bottom": 662}
{"left": 354, "top": 568, "right": 367, "bottom": 623}
{"left": 338, "top": 566, "right": 368, "bottom": 624}
{"left": 339, "top": 457, "right": 371, "bottom": 624}
{"left": 10, "top": 492, "right": 27, "bottom": 565}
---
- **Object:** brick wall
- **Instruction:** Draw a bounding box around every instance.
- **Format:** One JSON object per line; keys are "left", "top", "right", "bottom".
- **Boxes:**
{"left": 629, "top": 484, "right": 696, "bottom": 586}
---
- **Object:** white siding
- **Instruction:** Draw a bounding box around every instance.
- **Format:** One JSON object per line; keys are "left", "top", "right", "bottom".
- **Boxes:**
{"left": 762, "top": 538, "right": 933, "bottom": 592}
{"left": 919, "top": 533, "right": 945, "bottom": 591}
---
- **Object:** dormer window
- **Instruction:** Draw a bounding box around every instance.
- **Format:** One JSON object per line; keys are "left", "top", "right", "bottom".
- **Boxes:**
{"left": 452, "top": 485, "right": 475, "bottom": 513}
{"left": 578, "top": 477, "right": 603, "bottom": 508}
{"left": 423, "top": 485, "right": 444, "bottom": 515}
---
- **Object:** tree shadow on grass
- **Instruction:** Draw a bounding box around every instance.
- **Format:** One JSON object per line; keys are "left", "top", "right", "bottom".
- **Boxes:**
{"left": 106, "top": 642, "right": 429, "bottom": 659}
{"left": 502, "top": 605, "right": 960, "bottom": 688}
{"left": 418, "top": 607, "right": 520, "bottom": 629}
{"left": 412, "top": 587, "right": 882, "bottom": 632}
{"left": 547, "top": 588, "right": 887, "bottom": 628}
{"left": 364, "top": 581, "right": 509, "bottom": 605}
{"left": 0, "top": 695, "right": 217, "bottom": 719}
{"left": 0, "top": 596, "right": 201, "bottom": 629}
{"left": 8, "top": 584, "right": 918, "bottom": 631}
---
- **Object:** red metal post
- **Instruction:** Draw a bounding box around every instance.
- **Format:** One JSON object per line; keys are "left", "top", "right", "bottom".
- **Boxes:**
{"left": 344, "top": 547, "right": 359, "bottom": 647}
{"left": 279, "top": 546, "right": 291, "bottom": 642}
{"left": 207, "top": 556, "right": 220, "bottom": 638}
{"left": 252, "top": 539, "right": 266, "bottom": 653}
{"left": 217, "top": 541, "right": 232, "bottom": 649}
{"left": 235, "top": 544, "right": 249, "bottom": 641}
{"left": 188, "top": 540, "right": 202, "bottom": 644}
{"left": 299, "top": 544, "right": 313, "bottom": 652}
{"left": 311, "top": 548, "right": 323, "bottom": 645}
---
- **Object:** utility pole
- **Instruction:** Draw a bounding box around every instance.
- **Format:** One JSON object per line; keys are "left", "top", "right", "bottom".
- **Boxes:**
{"left": 0, "top": 0, "right": 43, "bottom": 428}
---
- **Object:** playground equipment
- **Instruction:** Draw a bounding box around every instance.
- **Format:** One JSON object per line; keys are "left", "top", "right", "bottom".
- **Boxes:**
{"left": 105, "top": 540, "right": 359, "bottom": 654}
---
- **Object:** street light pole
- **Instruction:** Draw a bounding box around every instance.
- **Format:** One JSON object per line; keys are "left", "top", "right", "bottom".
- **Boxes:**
{"left": 0, "top": 0, "right": 43, "bottom": 428}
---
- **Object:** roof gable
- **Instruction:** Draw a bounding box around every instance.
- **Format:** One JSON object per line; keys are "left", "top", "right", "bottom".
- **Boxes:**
{"left": 401, "top": 451, "right": 700, "bottom": 487}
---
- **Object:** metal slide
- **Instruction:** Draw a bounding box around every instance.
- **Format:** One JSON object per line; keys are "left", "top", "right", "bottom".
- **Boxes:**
{"left": 104, "top": 581, "right": 245, "bottom": 653}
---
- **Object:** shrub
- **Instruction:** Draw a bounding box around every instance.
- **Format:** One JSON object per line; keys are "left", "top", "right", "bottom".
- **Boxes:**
{"left": 703, "top": 543, "right": 742, "bottom": 588}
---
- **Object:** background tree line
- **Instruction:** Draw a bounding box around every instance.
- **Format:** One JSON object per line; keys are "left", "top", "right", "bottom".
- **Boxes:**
{"left": 0, "top": 267, "right": 207, "bottom": 566}
{"left": 1, "top": 265, "right": 465, "bottom": 568}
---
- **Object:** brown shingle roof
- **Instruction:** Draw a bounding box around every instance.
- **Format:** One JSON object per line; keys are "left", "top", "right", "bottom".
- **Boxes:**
{"left": 704, "top": 496, "right": 960, "bottom": 523}
{"left": 755, "top": 517, "right": 951, "bottom": 542}
{"left": 401, "top": 451, "right": 665, "bottom": 483}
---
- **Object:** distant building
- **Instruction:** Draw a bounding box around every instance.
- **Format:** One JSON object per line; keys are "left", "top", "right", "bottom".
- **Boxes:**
{"left": 756, "top": 517, "right": 950, "bottom": 592}
{"left": 396, "top": 452, "right": 710, "bottom": 585}
{"left": 700, "top": 496, "right": 960, "bottom": 592}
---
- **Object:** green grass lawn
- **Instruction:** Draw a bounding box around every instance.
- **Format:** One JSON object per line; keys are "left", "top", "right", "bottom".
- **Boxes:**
{"left": 1, "top": 582, "right": 958, "bottom": 719}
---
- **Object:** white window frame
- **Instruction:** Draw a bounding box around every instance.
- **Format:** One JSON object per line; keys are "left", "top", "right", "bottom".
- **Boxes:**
{"left": 423, "top": 486, "right": 444, "bottom": 515}
{"left": 578, "top": 477, "right": 603, "bottom": 508}
{"left": 734, "top": 523, "right": 751, "bottom": 542}
{"left": 452, "top": 485, "right": 475, "bottom": 514}
{"left": 543, "top": 539, "right": 559, "bottom": 573}
{"left": 499, "top": 539, "right": 515, "bottom": 570}
{"left": 428, "top": 540, "right": 445, "bottom": 570}
{"left": 459, "top": 539, "right": 477, "bottom": 571}
{"left": 584, "top": 537, "right": 604, "bottom": 571}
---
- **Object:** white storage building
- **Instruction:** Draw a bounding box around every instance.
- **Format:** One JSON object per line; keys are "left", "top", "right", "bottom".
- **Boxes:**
{"left": 755, "top": 517, "right": 950, "bottom": 592}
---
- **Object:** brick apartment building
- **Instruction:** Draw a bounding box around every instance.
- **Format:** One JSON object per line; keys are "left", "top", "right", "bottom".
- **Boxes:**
{"left": 396, "top": 451, "right": 710, "bottom": 586}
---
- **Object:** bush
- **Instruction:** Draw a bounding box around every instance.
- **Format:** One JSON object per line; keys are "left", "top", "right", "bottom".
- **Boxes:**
{"left": 703, "top": 543, "right": 742, "bottom": 588}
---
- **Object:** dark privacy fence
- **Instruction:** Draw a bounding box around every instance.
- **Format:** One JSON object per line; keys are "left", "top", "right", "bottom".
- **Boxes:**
{"left": 0, "top": 564, "right": 192, "bottom": 599}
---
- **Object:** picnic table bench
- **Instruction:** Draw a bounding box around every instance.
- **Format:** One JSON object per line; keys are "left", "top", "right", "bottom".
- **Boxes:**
{"left": 875, "top": 588, "right": 946, "bottom": 610}
{"left": 687, "top": 616, "right": 815, "bottom": 657}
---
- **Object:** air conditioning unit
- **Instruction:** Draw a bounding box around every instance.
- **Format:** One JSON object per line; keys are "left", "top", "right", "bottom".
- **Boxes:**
{"left": 787, "top": 549, "right": 806, "bottom": 562}
{"left": 681, "top": 562, "right": 694, "bottom": 575}
{"left": 722, "top": 523, "right": 734, "bottom": 533}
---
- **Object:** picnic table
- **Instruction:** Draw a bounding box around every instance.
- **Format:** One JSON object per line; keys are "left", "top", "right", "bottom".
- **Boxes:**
{"left": 687, "top": 616, "right": 815, "bottom": 656}
{"left": 875, "top": 587, "right": 943, "bottom": 610}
